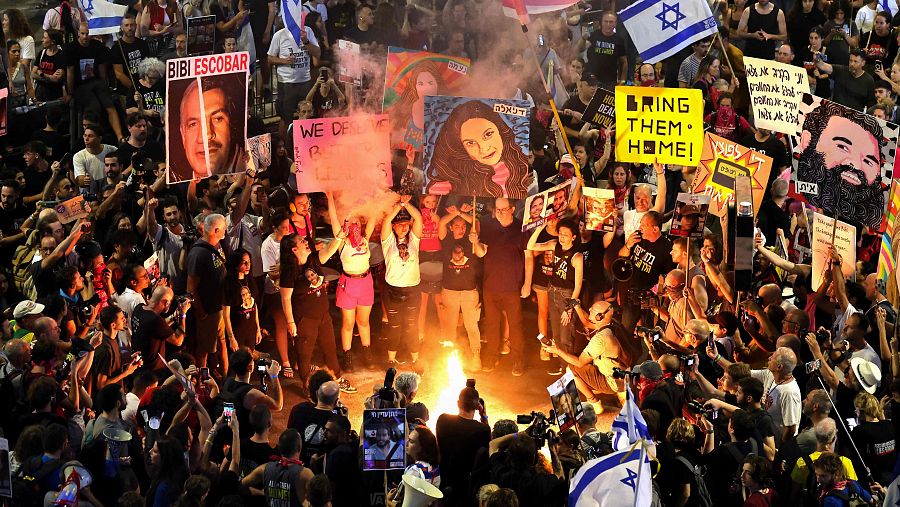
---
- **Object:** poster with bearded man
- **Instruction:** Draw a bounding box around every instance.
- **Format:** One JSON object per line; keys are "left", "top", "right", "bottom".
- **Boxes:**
{"left": 792, "top": 94, "right": 898, "bottom": 230}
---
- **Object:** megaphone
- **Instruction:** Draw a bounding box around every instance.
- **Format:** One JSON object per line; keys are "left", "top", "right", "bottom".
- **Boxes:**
{"left": 611, "top": 257, "right": 634, "bottom": 282}
{"left": 401, "top": 474, "right": 443, "bottom": 507}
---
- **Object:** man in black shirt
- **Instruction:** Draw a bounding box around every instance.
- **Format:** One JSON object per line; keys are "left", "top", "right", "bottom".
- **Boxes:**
{"left": 117, "top": 113, "right": 165, "bottom": 167}
{"left": 186, "top": 213, "right": 227, "bottom": 371}
{"left": 287, "top": 380, "right": 341, "bottom": 464}
{"left": 320, "top": 414, "right": 362, "bottom": 506}
{"left": 66, "top": 22, "right": 125, "bottom": 141}
{"left": 91, "top": 305, "right": 140, "bottom": 391}
{"left": 132, "top": 285, "right": 186, "bottom": 373}
{"left": 582, "top": 11, "right": 627, "bottom": 86}
{"left": 112, "top": 14, "right": 149, "bottom": 97}
{"left": 343, "top": 4, "right": 378, "bottom": 49}
{"left": 560, "top": 72, "right": 598, "bottom": 140}
{"left": 436, "top": 386, "right": 491, "bottom": 505}
{"left": 617, "top": 210, "right": 674, "bottom": 333}
{"left": 239, "top": 404, "right": 277, "bottom": 488}
{"left": 21, "top": 142, "right": 52, "bottom": 207}
{"left": 0, "top": 180, "right": 29, "bottom": 261}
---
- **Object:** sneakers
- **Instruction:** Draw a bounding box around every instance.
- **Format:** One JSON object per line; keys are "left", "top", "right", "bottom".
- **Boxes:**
{"left": 512, "top": 360, "right": 525, "bottom": 377}
{"left": 547, "top": 364, "right": 563, "bottom": 376}
{"left": 501, "top": 339, "right": 511, "bottom": 355}
{"left": 539, "top": 347, "right": 551, "bottom": 361}
{"left": 337, "top": 377, "right": 357, "bottom": 394}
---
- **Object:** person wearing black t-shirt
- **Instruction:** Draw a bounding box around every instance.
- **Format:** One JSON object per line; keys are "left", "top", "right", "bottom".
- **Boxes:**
{"left": 307, "top": 69, "right": 346, "bottom": 118}
{"left": 436, "top": 386, "right": 490, "bottom": 505}
{"left": 582, "top": 11, "right": 626, "bottom": 86}
{"left": 442, "top": 242, "right": 482, "bottom": 371}
{"left": 861, "top": 12, "right": 897, "bottom": 72}
{"left": 617, "top": 210, "right": 674, "bottom": 333}
{"left": 186, "top": 214, "right": 228, "bottom": 372}
{"left": 343, "top": 4, "right": 378, "bottom": 48}
{"left": 0, "top": 180, "right": 29, "bottom": 262}
{"left": 66, "top": 22, "right": 125, "bottom": 141}
{"left": 118, "top": 113, "right": 165, "bottom": 167}
{"left": 739, "top": 129, "right": 789, "bottom": 201}
{"left": 850, "top": 392, "right": 896, "bottom": 485}
{"left": 560, "top": 72, "right": 597, "bottom": 140}
{"left": 280, "top": 232, "right": 355, "bottom": 392}
{"left": 131, "top": 286, "right": 186, "bottom": 373}
{"left": 112, "top": 15, "right": 149, "bottom": 96}
{"left": 287, "top": 380, "right": 342, "bottom": 465}
{"left": 321, "top": 414, "right": 363, "bottom": 506}
{"left": 239, "top": 404, "right": 277, "bottom": 504}
{"left": 32, "top": 29, "right": 66, "bottom": 101}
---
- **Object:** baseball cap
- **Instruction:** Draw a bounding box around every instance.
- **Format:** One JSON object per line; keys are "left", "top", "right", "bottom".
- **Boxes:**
{"left": 850, "top": 357, "right": 881, "bottom": 394}
{"left": 580, "top": 71, "right": 600, "bottom": 86}
{"left": 633, "top": 359, "right": 663, "bottom": 381}
{"left": 13, "top": 300, "right": 45, "bottom": 320}
{"left": 560, "top": 154, "right": 574, "bottom": 166}
{"left": 392, "top": 208, "right": 413, "bottom": 224}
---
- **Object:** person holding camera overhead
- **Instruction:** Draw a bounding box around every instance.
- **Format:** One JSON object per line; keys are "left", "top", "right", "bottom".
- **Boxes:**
{"left": 131, "top": 285, "right": 187, "bottom": 374}
{"left": 436, "top": 385, "right": 490, "bottom": 506}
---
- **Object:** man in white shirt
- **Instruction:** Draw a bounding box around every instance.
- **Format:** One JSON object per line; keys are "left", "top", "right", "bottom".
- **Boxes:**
{"left": 267, "top": 23, "right": 321, "bottom": 139}
{"left": 73, "top": 125, "right": 116, "bottom": 196}
{"left": 752, "top": 346, "right": 802, "bottom": 445}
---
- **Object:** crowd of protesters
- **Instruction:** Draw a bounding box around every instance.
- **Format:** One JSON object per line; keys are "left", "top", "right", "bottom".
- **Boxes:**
{"left": 2, "top": 0, "right": 900, "bottom": 505}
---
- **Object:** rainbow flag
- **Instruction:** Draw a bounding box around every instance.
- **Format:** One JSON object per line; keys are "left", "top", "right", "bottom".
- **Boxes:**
{"left": 878, "top": 172, "right": 900, "bottom": 282}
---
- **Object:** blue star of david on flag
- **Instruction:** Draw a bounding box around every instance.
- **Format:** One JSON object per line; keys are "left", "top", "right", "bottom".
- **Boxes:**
{"left": 656, "top": 2, "right": 686, "bottom": 30}
{"left": 81, "top": 0, "right": 95, "bottom": 15}
{"left": 620, "top": 468, "right": 639, "bottom": 491}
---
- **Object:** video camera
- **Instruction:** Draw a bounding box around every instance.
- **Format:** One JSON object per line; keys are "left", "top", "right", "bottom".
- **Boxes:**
{"left": 611, "top": 367, "right": 640, "bottom": 380}
{"left": 686, "top": 400, "right": 718, "bottom": 420}
{"left": 517, "top": 410, "right": 558, "bottom": 448}
{"left": 373, "top": 367, "right": 400, "bottom": 409}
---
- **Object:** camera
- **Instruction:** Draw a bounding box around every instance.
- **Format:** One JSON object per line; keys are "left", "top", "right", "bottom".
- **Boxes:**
{"left": 686, "top": 400, "right": 716, "bottom": 419}
{"left": 466, "top": 378, "right": 476, "bottom": 389}
{"left": 180, "top": 225, "right": 199, "bottom": 245}
{"left": 564, "top": 298, "right": 580, "bottom": 311}
{"left": 75, "top": 295, "right": 100, "bottom": 319}
{"left": 175, "top": 294, "right": 193, "bottom": 307}
{"left": 679, "top": 355, "right": 695, "bottom": 367}
{"left": 256, "top": 357, "right": 272, "bottom": 392}
{"left": 70, "top": 336, "right": 95, "bottom": 358}
{"left": 517, "top": 410, "right": 557, "bottom": 448}
{"left": 256, "top": 357, "right": 272, "bottom": 372}
{"left": 55, "top": 352, "right": 75, "bottom": 382}
{"left": 611, "top": 366, "right": 640, "bottom": 380}
{"left": 374, "top": 367, "right": 400, "bottom": 409}
{"left": 636, "top": 326, "right": 662, "bottom": 342}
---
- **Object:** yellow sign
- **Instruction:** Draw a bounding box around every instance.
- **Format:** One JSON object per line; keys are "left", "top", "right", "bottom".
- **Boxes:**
{"left": 614, "top": 86, "right": 704, "bottom": 166}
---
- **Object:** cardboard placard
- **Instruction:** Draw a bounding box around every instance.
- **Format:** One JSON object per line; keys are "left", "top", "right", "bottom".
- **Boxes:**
{"left": 614, "top": 86, "right": 703, "bottom": 166}
{"left": 336, "top": 39, "right": 362, "bottom": 86}
{"left": 293, "top": 114, "right": 392, "bottom": 193}
{"left": 582, "top": 87, "right": 615, "bottom": 129}
{"left": 165, "top": 53, "right": 250, "bottom": 184}
{"left": 523, "top": 180, "right": 572, "bottom": 231}
{"left": 186, "top": 16, "right": 216, "bottom": 56}
{"left": 669, "top": 193, "right": 710, "bottom": 239}
{"left": 547, "top": 371, "right": 584, "bottom": 433}
{"left": 743, "top": 56, "right": 810, "bottom": 135}
{"left": 582, "top": 187, "right": 617, "bottom": 232}
{"left": 55, "top": 195, "right": 91, "bottom": 224}
{"left": 362, "top": 408, "right": 406, "bottom": 471}
{"left": 692, "top": 132, "right": 774, "bottom": 218}
{"left": 811, "top": 212, "right": 856, "bottom": 291}
{"left": 247, "top": 133, "right": 272, "bottom": 171}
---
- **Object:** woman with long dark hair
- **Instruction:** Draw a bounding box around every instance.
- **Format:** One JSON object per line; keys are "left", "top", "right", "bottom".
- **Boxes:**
{"left": 7, "top": 40, "right": 35, "bottom": 109}
{"left": 280, "top": 232, "right": 357, "bottom": 392}
{"left": 387, "top": 60, "right": 446, "bottom": 150}
{"left": 224, "top": 248, "right": 261, "bottom": 352}
{"left": 381, "top": 197, "right": 424, "bottom": 370}
{"left": 146, "top": 437, "right": 189, "bottom": 507}
{"left": 426, "top": 100, "right": 532, "bottom": 199}
{"left": 385, "top": 426, "right": 441, "bottom": 506}
{"left": 3, "top": 10, "right": 34, "bottom": 68}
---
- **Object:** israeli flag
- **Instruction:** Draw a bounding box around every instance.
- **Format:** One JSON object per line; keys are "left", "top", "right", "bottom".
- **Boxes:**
{"left": 281, "top": 0, "right": 307, "bottom": 47}
{"left": 618, "top": 0, "right": 717, "bottom": 64}
{"left": 79, "top": 0, "right": 127, "bottom": 35}
{"left": 611, "top": 385, "right": 652, "bottom": 451}
{"left": 569, "top": 449, "right": 653, "bottom": 507}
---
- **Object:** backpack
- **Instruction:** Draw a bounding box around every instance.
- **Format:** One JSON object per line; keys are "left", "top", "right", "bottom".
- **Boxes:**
{"left": 675, "top": 455, "right": 713, "bottom": 507}
{"left": 826, "top": 481, "right": 872, "bottom": 507}
{"left": 12, "top": 230, "right": 39, "bottom": 300}
{"left": 801, "top": 454, "right": 821, "bottom": 507}
{"left": 11, "top": 456, "right": 61, "bottom": 507}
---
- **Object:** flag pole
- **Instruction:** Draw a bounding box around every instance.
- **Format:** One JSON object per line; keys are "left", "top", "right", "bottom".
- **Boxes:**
{"left": 518, "top": 24, "right": 584, "bottom": 183}
{"left": 632, "top": 438, "right": 647, "bottom": 507}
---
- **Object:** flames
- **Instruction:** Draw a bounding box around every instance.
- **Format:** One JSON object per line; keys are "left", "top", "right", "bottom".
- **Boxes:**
{"left": 427, "top": 349, "right": 468, "bottom": 430}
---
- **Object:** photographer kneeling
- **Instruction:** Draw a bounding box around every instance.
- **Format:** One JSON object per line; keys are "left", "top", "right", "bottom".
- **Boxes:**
{"left": 541, "top": 300, "right": 630, "bottom": 411}
{"left": 488, "top": 423, "right": 567, "bottom": 507}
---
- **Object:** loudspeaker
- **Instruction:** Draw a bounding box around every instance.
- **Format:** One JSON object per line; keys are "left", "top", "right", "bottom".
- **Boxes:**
{"left": 401, "top": 474, "right": 443, "bottom": 507}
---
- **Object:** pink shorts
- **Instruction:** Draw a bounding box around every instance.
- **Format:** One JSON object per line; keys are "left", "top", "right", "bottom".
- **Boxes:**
{"left": 336, "top": 273, "right": 375, "bottom": 309}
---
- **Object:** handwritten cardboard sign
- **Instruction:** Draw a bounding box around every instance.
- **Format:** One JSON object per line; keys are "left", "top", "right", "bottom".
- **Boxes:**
{"left": 744, "top": 57, "right": 810, "bottom": 135}
{"left": 293, "top": 114, "right": 392, "bottom": 193}
{"left": 811, "top": 212, "right": 856, "bottom": 291}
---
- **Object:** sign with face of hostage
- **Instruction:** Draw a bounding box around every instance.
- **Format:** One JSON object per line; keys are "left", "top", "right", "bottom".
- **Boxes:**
{"left": 523, "top": 180, "right": 572, "bottom": 232}
{"left": 383, "top": 47, "right": 470, "bottom": 152}
{"left": 166, "top": 53, "right": 250, "bottom": 184}
{"left": 669, "top": 192, "right": 710, "bottom": 239}
{"left": 792, "top": 93, "right": 899, "bottom": 230}
{"left": 692, "top": 132, "right": 774, "bottom": 218}
{"left": 423, "top": 96, "right": 533, "bottom": 199}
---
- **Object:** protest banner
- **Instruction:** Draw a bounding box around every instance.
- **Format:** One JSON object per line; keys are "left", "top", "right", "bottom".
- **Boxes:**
{"left": 165, "top": 52, "right": 250, "bottom": 184}
{"left": 336, "top": 39, "right": 362, "bottom": 87}
{"left": 582, "top": 187, "right": 616, "bottom": 232}
{"left": 547, "top": 371, "right": 583, "bottom": 432}
{"left": 247, "top": 133, "right": 272, "bottom": 172}
{"left": 791, "top": 93, "right": 899, "bottom": 230}
{"left": 523, "top": 180, "right": 572, "bottom": 231}
{"left": 55, "top": 195, "right": 91, "bottom": 224}
{"left": 423, "top": 96, "right": 532, "bottom": 198}
{"left": 811, "top": 212, "right": 857, "bottom": 291}
{"left": 186, "top": 16, "right": 216, "bottom": 56}
{"left": 669, "top": 193, "right": 710, "bottom": 239}
{"left": 362, "top": 408, "right": 406, "bottom": 471}
{"left": 614, "top": 86, "right": 703, "bottom": 166}
{"left": 384, "top": 47, "right": 470, "bottom": 151}
{"left": 743, "top": 57, "right": 809, "bottom": 135}
{"left": 692, "top": 132, "right": 774, "bottom": 218}
{"left": 293, "top": 114, "right": 392, "bottom": 193}
{"left": 582, "top": 87, "right": 615, "bottom": 129}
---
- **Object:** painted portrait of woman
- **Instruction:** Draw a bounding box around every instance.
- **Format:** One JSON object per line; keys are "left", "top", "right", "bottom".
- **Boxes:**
{"left": 388, "top": 60, "right": 447, "bottom": 150}
{"left": 426, "top": 100, "right": 531, "bottom": 199}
